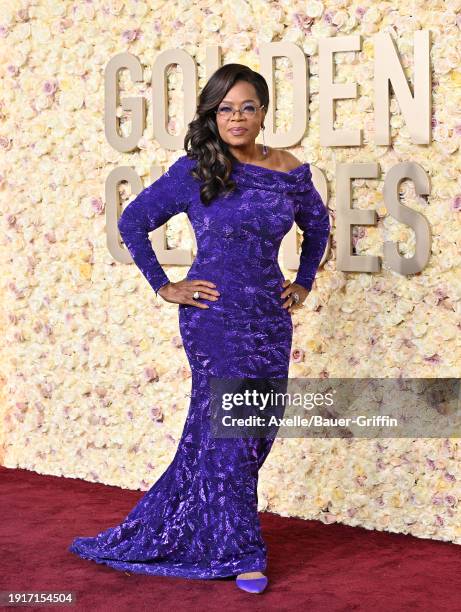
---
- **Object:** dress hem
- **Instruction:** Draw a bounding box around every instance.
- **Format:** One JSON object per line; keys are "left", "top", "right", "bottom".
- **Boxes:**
{"left": 68, "top": 544, "right": 266, "bottom": 580}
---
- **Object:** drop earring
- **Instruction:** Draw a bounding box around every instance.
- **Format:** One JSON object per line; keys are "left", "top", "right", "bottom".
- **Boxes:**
{"left": 261, "top": 126, "right": 268, "bottom": 157}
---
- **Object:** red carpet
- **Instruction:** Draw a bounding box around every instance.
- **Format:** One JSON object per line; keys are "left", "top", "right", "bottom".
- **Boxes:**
{"left": 1, "top": 464, "right": 460, "bottom": 611}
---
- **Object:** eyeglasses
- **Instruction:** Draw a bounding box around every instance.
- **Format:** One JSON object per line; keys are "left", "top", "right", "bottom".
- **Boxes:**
{"left": 215, "top": 103, "right": 265, "bottom": 119}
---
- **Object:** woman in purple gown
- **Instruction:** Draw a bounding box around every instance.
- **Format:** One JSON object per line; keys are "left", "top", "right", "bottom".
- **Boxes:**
{"left": 69, "top": 64, "right": 330, "bottom": 594}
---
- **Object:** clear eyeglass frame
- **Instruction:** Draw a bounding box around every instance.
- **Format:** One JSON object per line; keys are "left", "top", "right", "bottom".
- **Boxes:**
{"left": 215, "top": 103, "right": 265, "bottom": 120}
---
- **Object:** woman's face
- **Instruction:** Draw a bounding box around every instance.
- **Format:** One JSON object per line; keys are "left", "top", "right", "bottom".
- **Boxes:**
{"left": 215, "top": 81, "right": 266, "bottom": 152}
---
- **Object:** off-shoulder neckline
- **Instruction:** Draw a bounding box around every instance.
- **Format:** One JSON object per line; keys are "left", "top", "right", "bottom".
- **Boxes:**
{"left": 232, "top": 159, "right": 310, "bottom": 177}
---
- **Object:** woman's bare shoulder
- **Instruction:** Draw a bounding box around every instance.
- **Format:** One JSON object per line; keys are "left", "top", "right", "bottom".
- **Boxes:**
{"left": 277, "top": 149, "right": 304, "bottom": 171}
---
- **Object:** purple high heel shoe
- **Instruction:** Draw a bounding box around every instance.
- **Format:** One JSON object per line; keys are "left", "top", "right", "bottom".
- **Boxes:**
{"left": 235, "top": 574, "right": 268, "bottom": 594}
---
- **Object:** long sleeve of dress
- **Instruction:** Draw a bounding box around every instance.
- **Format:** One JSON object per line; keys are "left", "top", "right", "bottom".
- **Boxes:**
{"left": 293, "top": 175, "right": 331, "bottom": 292}
{"left": 117, "top": 156, "right": 190, "bottom": 296}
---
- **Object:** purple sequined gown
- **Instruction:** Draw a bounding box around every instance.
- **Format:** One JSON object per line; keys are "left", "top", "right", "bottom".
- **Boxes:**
{"left": 69, "top": 154, "right": 330, "bottom": 579}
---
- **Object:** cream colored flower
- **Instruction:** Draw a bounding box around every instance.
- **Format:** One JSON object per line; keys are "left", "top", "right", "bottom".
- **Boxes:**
{"left": 305, "top": 1, "right": 324, "bottom": 19}
{"left": 204, "top": 14, "right": 222, "bottom": 32}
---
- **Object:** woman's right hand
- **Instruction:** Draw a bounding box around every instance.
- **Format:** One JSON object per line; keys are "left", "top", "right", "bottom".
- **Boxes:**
{"left": 158, "top": 280, "right": 220, "bottom": 308}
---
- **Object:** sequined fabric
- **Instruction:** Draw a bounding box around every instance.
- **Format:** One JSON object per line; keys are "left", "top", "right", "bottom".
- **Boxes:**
{"left": 68, "top": 154, "right": 330, "bottom": 579}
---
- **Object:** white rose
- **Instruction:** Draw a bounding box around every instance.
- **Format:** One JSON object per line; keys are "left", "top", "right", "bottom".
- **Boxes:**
{"left": 305, "top": 1, "right": 324, "bottom": 19}
{"left": 31, "top": 22, "right": 52, "bottom": 44}
{"left": 311, "top": 21, "right": 335, "bottom": 38}
{"left": 363, "top": 6, "right": 381, "bottom": 23}
{"left": 302, "top": 38, "right": 318, "bottom": 56}
{"left": 332, "top": 10, "right": 348, "bottom": 29}
{"left": 204, "top": 14, "right": 222, "bottom": 32}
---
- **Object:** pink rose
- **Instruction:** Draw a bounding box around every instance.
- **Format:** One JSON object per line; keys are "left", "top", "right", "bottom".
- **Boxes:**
{"left": 291, "top": 348, "right": 305, "bottom": 363}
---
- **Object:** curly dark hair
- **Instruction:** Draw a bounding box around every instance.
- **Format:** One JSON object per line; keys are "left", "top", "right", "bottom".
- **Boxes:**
{"left": 183, "top": 63, "right": 269, "bottom": 205}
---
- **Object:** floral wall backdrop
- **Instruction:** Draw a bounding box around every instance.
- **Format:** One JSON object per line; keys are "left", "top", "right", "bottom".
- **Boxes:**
{"left": 1, "top": 1, "right": 461, "bottom": 543}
